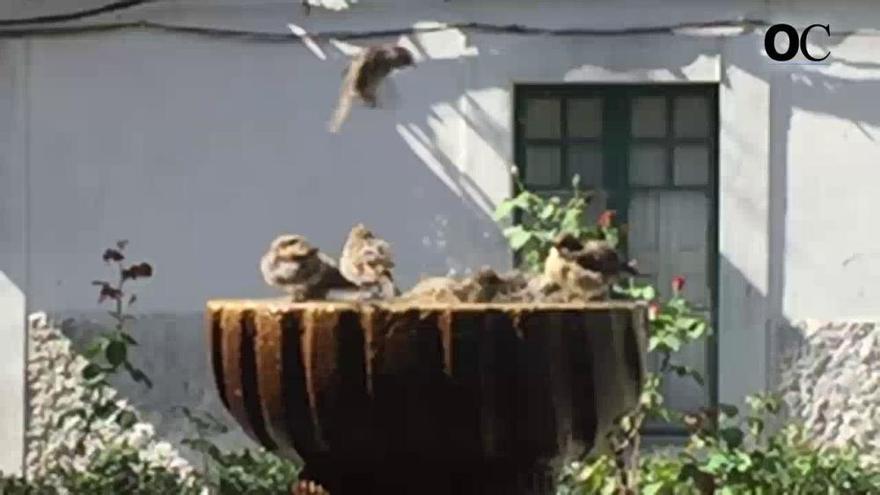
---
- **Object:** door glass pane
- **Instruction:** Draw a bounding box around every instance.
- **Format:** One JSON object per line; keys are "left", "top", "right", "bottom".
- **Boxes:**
{"left": 567, "top": 98, "right": 602, "bottom": 138}
{"left": 525, "top": 99, "right": 561, "bottom": 138}
{"left": 674, "top": 96, "right": 710, "bottom": 138}
{"left": 524, "top": 146, "right": 562, "bottom": 187}
{"left": 673, "top": 145, "right": 710, "bottom": 186}
{"left": 567, "top": 144, "right": 603, "bottom": 188}
{"left": 629, "top": 145, "right": 667, "bottom": 186}
{"left": 632, "top": 96, "right": 667, "bottom": 138}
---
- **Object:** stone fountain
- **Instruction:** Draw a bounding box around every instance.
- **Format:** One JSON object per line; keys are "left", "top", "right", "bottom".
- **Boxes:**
{"left": 207, "top": 298, "right": 647, "bottom": 494}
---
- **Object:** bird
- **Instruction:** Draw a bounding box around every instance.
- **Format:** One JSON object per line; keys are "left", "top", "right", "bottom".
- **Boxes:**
{"left": 401, "top": 267, "right": 528, "bottom": 303}
{"left": 401, "top": 276, "right": 461, "bottom": 303}
{"left": 260, "top": 234, "right": 353, "bottom": 301}
{"left": 544, "top": 233, "right": 638, "bottom": 301}
{"left": 454, "top": 267, "right": 508, "bottom": 303}
{"left": 339, "top": 224, "right": 398, "bottom": 299}
{"left": 328, "top": 44, "right": 415, "bottom": 133}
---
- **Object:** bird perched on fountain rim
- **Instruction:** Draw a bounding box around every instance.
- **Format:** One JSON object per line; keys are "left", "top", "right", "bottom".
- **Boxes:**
{"left": 402, "top": 267, "right": 528, "bottom": 303}
{"left": 328, "top": 44, "right": 415, "bottom": 133}
{"left": 544, "top": 232, "right": 639, "bottom": 301}
{"left": 339, "top": 223, "right": 399, "bottom": 299}
{"left": 260, "top": 234, "right": 353, "bottom": 301}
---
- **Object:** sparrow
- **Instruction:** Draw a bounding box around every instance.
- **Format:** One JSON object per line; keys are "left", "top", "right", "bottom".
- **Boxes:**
{"left": 544, "top": 233, "right": 638, "bottom": 301}
{"left": 339, "top": 224, "right": 398, "bottom": 299}
{"left": 260, "top": 234, "right": 353, "bottom": 301}
{"left": 402, "top": 267, "right": 528, "bottom": 303}
{"left": 401, "top": 276, "right": 461, "bottom": 303}
{"left": 328, "top": 44, "right": 415, "bottom": 133}
{"left": 454, "top": 267, "right": 508, "bottom": 303}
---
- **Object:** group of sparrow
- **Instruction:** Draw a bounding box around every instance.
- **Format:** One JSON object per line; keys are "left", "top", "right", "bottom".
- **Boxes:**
{"left": 260, "top": 224, "right": 638, "bottom": 304}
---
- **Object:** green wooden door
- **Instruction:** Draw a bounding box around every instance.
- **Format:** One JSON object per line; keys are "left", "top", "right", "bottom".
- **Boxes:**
{"left": 515, "top": 84, "right": 719, "bottom": 420}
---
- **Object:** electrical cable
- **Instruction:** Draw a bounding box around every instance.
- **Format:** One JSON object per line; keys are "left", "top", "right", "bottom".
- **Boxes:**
{"left": 0, "top": 18, "right": 775, "bottom": 41}
{"left": 0, "top": 0, "right": 158, "bottom": 26}
{"left": 0, "top": 12, "right": 871, "bottom": 41}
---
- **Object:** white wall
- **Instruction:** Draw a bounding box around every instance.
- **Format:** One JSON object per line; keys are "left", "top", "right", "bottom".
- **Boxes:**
{"left": 3, "top": 0, "right": 880, "bottom": 473}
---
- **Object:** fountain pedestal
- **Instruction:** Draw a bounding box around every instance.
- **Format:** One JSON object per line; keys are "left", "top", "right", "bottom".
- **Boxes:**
{"left": 207, "top": 299, "right": 647, "bottom": 495}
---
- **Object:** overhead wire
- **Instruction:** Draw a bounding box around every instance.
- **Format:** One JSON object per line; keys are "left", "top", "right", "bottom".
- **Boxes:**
{"left": 0, "top": 1, "right": 872, "bottom": 41}
{"left": 0, "top": 0, "right": 158, "bottom": 26}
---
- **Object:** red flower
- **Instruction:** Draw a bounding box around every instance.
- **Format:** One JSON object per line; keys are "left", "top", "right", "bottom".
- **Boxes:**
{"left": 672, "top": 275, "right": 686, "bottom": 294}
{"left": 597, "top": 210, "right": 616, "bottom": 229}
{"left": 648, "top": 302, "right": 660, "bottom": 321}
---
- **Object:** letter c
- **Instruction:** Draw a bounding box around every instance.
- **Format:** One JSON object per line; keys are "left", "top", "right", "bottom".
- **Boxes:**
{"left": 801, "top": 24, "right": 831, "bottom": 62}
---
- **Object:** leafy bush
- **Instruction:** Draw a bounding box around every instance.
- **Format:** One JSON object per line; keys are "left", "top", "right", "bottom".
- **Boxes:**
{"left": 560, "top": 394, "right": 880, "bottom": 494}
{"left": 1, "top": 446, "right": 199, "bottom": 495}
{"left": 177, "top": 407, "right": 300, "bottom": 494}
{"left": 493, "top": 171, "right": 616, "bottom": 272}
{"left": 493, "top": 174, "right": 880, "bottom": 493}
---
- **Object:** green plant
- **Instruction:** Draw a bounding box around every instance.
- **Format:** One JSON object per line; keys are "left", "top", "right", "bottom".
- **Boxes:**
{"left": 494, "top": 175, "right": 710, "bottom": 493}
{"left": 564, "top": 393, "right": 880, "bottom": 494}
{"left": 178, "top": 407, "right": 301, "bottom": 495}
{"left": 56, "top": 446, "right": 201, "bottom": 495}
{"left": 494, "top": 172, "right": 615, "bottom": 272}
{"left": 86, "top": 240, "right": 154, "bottom": 388}
{"left": 56, "top": 241, "right": 155, "bottom": 449}
{"left": 1, "top": 446, "right": 201, "bottom": 495}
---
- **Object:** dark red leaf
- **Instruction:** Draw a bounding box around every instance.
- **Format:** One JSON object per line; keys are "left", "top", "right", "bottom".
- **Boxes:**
{"left": 97, "top": 283, "right": 122, "bottom": 303}
{"left": 102, "top": 249, "right": 124, "bottom": 263}
{"left": 122, "top": 262, "right": 153, "bottom": 280}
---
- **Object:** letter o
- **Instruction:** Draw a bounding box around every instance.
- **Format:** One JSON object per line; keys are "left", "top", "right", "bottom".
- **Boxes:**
{"left": 765, "top": 24, "right": 800, "bottom": 61}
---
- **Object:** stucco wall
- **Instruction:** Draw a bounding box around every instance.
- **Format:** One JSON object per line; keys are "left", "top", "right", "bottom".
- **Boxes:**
{"left": 2, "top": 0, "right": 880, "bottom": 474}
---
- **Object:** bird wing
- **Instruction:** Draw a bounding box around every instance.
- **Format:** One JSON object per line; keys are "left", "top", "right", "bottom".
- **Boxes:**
{"left": 328, "top": 51, "right": 368, "bottom": 133}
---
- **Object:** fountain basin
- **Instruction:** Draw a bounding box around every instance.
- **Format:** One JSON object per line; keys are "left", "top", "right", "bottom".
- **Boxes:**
{"left": 206, "top": 299, "right": 648, "bottom": 494}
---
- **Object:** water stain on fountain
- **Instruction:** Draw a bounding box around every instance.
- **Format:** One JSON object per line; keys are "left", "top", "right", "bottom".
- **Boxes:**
{"left": 207, "top": 298, "right": 647, "bottom": 494}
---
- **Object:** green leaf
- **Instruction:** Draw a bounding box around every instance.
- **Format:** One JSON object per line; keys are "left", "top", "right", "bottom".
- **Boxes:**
{"left": 539, "top": 202, "right": 557, "bottom": 221}
{"left": 719, "top": 403, "right": 740, "bottom": 418}
{"left": 642, "top": 482, "right": 664, "bottom": 495}
{"left": 83, "top": 340, "right": 105, "bottom": 359}
{"left": 125, "top": 361, "right": 153, "bottom": 389}
{"left": 705, "top": 453, "right": 729, "bottom": 473}
{"left": 116, "top": 410, "right": 138, "bottom": 429}
{"left": 503, "top": 225, "right": 535, "bottom": 250}
{"left": 105, "top": 340, "right": 127, "bottom": 367}
{"left": 669, "top": 363, "right": 705, "bottom": 386}
{"left": 661, "top": 334, "right": 682, "bottom": 352}
{"left": 720, "top": 427, "right": 746, "bottom": 449}
{"left": 492, "top": 200, "right": 517, "bottom": 221}
{"left": 82, "top": 363, "right": 104, "bottom": 381}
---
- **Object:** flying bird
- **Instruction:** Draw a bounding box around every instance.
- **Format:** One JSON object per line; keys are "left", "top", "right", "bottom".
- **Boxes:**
{"left": 328, "top": 44, "right": 415, "bottom": 133}
{"left": 260, "top": 234, "right": 353, "bottom": 301}
{"left": 339, "top": 223, "right": 398, "bottom": 299}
